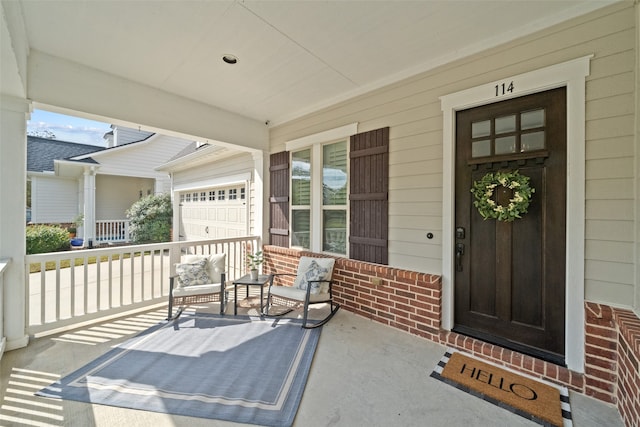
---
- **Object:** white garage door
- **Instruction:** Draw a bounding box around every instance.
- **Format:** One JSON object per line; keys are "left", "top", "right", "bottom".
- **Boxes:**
{"left": 178, "top": 185, "right": 247, "bottom": 240}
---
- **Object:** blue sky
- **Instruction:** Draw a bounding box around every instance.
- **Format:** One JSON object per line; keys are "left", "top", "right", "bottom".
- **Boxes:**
{"left": 27, "top": 110, "right": 111, "bottom": 147}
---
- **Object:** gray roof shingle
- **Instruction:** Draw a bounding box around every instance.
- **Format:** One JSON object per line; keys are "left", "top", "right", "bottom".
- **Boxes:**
{"left": 27, "top": 136, "right": 106, "bottom": 172}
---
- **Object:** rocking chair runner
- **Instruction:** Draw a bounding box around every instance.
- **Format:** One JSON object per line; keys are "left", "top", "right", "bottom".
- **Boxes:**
{"left": 167, "top": 253, "right": 227, "bottom": 319}
{"left": 265, "top": 256, "right": 340, "bottom": 328}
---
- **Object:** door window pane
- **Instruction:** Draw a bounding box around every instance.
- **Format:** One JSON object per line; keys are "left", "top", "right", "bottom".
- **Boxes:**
{"left": 472, "top": 140, "right": 491, "bottom": 157}
{"left": 292, "top": 149, "right": 311, "bottom": 206}
{"left": 521, "top": 131, "right": 545, "bottom": 151}
{"left": 495, "top": 115, "right": 516, "bottom": 134}
{"left": 521, "top": 109, "right": 545, "bottom": 130}
{"left": 495, "top": 136, "right": 516, "bottom": 154}
{"left": 292, "top": 209, "right": 310, "bottom": 249}
{"left": 323, "top": 210, "right": 346, "bottom": 254}
{"left": 472, "top": 120, "right": 490, "bottom": 138}
{"left": 323, "top": 141, "right": 347, "bottom": 205}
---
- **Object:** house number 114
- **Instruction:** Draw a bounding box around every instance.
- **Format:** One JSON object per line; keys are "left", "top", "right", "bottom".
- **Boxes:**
{"left": 495, "top": 81, "right": 514, "bottom": 97}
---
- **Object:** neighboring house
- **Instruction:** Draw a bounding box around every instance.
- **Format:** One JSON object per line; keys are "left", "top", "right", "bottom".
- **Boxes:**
{"left": 27, "top": 136, "right": 105, "bottom": 225}
{"left": 27, "top": 127, "right": 193, "bottom": 245}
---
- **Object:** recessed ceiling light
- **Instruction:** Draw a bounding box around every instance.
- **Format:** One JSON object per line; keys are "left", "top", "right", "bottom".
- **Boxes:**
{"left": 222, "top": 55, "right": 238, "bottom": 65}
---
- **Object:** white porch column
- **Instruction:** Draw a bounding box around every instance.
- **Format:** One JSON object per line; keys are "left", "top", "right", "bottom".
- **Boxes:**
{"left": 82, "top": 166, "right": 97, "bottom": 246}
{"left": 251, "top": 151, "right": 264, "bottom": 243}
{"left": 0, "top": 95, "right": 30, "bottom": 352}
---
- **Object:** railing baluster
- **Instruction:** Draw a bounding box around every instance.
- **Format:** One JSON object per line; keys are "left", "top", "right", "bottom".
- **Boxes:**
{"left": 55, "top": 261, "right": 61, "bottom": 321}
{"left": 70, "top": 256, "right": 75, "bottom": 317}
{"left": 129, "top": 250, "right": 134, "bottom": 303}
{"left": 141, "top": 251, "right": 146, "bottom": 300}
{"left": 39, "top": 264, "right": 45, "bottom": 325}
{"left": 108, "top": 254, "right": 113, "bottom": 309}
{"left": 119, "top": 253, "right": 124, "bottom": 306}
{"left": 150, "top": 250, "right": 154, "bottom": 299}
{"left": 83, "top": 255, "right": 89, "bottom": 314}
{"left": 96, "top": 255, "right": 101, "bottom": 311}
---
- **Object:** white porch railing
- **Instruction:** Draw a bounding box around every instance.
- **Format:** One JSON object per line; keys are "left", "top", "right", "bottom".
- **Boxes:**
{"left": 95, "top": 219, "right": 130, "bottom": 243}
{"left": 25, "top": 236, "right": 261, "bottom": 336}
{"left": 0, "top": 257, "right": 10, "bottom": 358}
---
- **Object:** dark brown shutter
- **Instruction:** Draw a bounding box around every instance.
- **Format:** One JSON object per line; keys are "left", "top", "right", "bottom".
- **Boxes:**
{"left": 269, "top": 151, "right": 290, "bottom": 247}
{"left": 349, "top": 127, "right": 389, "bottom": 264}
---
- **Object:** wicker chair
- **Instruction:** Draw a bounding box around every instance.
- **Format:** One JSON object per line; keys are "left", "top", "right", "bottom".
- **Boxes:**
{"left": 167, "top": 253, "right": 227, "bottom": 319}
{"left": 265, "top": 256, "right": 339, "bottom": 328}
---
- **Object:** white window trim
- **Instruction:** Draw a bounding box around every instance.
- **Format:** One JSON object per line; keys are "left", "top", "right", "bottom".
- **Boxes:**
{"left": 440, "top": 56, "right": 591, "bottom": 372}
{"left": 290, "top": 139, "right": 350, "bottom": 255}
{"left": 286, "top": 123, "right": 358, "bottom": 151}
{"left": 287, "top": 124, "right": 357, "bottom": 254}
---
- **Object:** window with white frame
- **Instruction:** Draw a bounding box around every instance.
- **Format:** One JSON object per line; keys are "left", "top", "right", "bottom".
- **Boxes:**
{"left": 291, "top": 139, "right": 348, "bottom": 255}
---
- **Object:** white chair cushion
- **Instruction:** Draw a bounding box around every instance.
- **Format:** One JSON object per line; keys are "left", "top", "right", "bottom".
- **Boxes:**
{"left": 270, "top": 284, "right": 330, "bottom": 303}
{"left": 182, "top": 253, "right": 226, "bottom": 284}
{"left": 293, "top": 257, "right": 334, "bottom": 294}
{"left": 172, "top": 283, "right": 222, "bottom": 297}
{"left": 175, "top": 258, "right": 210, "bottom": 287}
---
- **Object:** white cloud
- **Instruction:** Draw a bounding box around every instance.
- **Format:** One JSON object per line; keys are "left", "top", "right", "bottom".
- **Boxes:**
{"left": 27, "top": 110, "right": 110, "bottom": 146}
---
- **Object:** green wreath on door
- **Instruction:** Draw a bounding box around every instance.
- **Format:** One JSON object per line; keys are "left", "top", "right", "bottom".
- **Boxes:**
{"left": 470, "top": 170, "right": 535, "bottom": 222}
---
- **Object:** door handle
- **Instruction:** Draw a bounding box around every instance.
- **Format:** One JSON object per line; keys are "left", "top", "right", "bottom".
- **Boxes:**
{"left": 455, "top": 243, "right": 465, "bottom": 272}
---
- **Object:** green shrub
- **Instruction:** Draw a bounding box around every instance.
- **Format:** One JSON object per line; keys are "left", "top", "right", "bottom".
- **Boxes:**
{"left": 26, "top": 225, "right": 70, "bottom": 254}
{"left": 126, "top": 193, "right": 172, "bottom": 244}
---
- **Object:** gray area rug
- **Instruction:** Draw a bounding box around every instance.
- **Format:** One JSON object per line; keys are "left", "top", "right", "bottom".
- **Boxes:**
{"left": 36, "top": 313, "right": 321, "bottom": 427}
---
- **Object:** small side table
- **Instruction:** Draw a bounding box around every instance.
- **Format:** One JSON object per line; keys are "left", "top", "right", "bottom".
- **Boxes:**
{"left": 232, "top": 274, "right": 271, "bottom": 315}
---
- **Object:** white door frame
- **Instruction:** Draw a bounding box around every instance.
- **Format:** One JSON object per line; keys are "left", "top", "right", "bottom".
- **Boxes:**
{"left": 440, "top": 56, "right": 592, "bottom": 372}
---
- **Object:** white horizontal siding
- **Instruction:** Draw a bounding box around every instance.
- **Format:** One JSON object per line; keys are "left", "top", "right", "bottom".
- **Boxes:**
{"left": 95, "top": 175, "right": 154, "bottom": 220}
{"left": 31, "top": 176, "right": 77, "bottom": 223}
{"left": 173, "top": 153, "right": 254, "bottom": 188}
{"left": 113, "top": 126, "right": 154, "bottom": 146}
{"left": 269, "top": 2, "right": 637, "bottom": 308}
{"left": 95, "top": 135, "right": 192, "bottom": 179}
{"left": 585, "top": 280, "right": 634, "bottom": 307}
{"left": 586, "top": 178, "right": 634, "bottom": 200}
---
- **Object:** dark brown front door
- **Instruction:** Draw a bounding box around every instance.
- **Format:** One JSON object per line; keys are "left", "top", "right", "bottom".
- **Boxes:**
{"left": 454, "top": 87, "right": 567, "bottom": 365}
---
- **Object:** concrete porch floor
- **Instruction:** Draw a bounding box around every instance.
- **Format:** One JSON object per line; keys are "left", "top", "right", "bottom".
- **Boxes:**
{"left": 1, "top": 296, "right": 624, "bottom": 427}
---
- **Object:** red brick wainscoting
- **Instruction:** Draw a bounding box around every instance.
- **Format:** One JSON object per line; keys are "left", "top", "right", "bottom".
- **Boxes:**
{"left": 584, "top": 302, "right": 618, "bottom": 402}
{"left": 263, "top": 246, "right": 637, "bottom": 425}
{"left": 613, "top": 308, "right": 640, "bottom": 426}
{"left": 264, "top": 246, "right": 442, "bottom": 340}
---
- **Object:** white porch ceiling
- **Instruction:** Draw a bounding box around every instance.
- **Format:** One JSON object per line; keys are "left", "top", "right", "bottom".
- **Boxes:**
{"left": 16, "top": 0, "right": 619, "bottom": 125}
